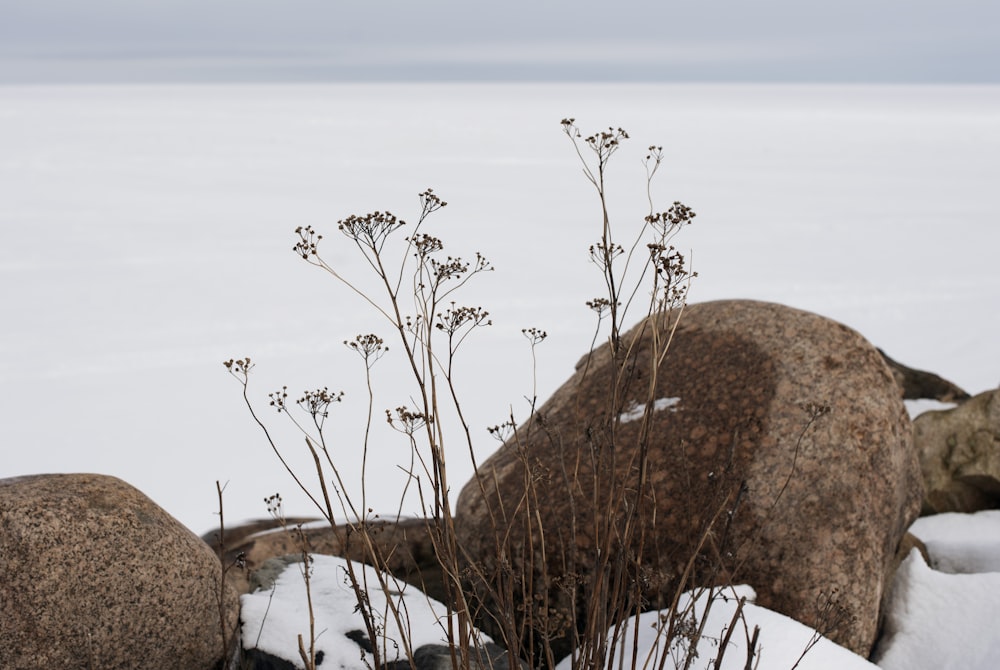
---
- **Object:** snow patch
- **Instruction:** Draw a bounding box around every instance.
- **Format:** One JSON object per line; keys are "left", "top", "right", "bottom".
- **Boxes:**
{"left": 873, "top": 549, "right": 1000, "bottom": 670}
{"left": 619, "top": 397, "right": 681, "bottom": 424}
{"left": 240, "top": 554, "right": 490, "bottom": 668}
{"left": 908, "top": 510, "right": 1000, "bottom": 573}
{"left": 556, "top": 584, "right": 877, "bottom": 670}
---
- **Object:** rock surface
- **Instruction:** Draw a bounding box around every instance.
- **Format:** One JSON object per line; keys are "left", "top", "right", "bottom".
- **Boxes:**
{"left": 913, "top": 389, "right": 1000, "bottom": 513}
{"left": 455, "top": 299, "right": 923, "bottom": 660}
{"left": 206, "top": 516, "right": 446, "bottom": 602}
{"left": 0, "top": 473, "right": 238, "bottom": 670}
{"left": 878, "top": 348, "right": 970, "bottom": 402}
{"left": 391, "top": 643, "right": 530, "bottom": 669}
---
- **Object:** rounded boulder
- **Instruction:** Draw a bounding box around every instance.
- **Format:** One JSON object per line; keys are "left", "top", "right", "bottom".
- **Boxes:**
{"left": 0, "top": 473, "right": 238, "bottom": 670}
{"left": 456, "top": 300, "right": 922, "bottom": 659}
{"left": 913, "top": 389, "right": 1000, "bottom": 513}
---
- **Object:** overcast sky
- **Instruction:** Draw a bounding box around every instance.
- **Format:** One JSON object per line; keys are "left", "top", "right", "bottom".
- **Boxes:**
{"left": 1, "top": 0, "right": 997, "bottom": 83}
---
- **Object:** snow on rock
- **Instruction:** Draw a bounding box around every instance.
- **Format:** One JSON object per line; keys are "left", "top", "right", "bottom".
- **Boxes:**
{"left": 240, "top": 554, "right": 489, "bottom": 668}
{"left": 618, "top": 397, "right": 681, "bottom": 424}
{"left": 908, "top": 510, "right": 1000, "bottom": 573}
{"left": 873, "top": 548, "right": 1000, "bottom": 670}
{"left": 555, "top": 585, "right": 877, "bottom": 670}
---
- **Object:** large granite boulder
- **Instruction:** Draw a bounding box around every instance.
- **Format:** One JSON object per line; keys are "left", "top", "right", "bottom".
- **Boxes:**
{"left": 455, "top": 300, "right": 922, "bottom": 660}
{"left": 0, "top": 473, "right": 238, "bottom": 670}
{"left": 913, "top": 389, "right": 1000, "bottom": 513}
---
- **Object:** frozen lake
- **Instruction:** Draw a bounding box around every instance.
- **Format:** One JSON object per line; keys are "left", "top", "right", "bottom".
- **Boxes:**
{"left": 1, "top": 83, "right": 998, "bottom": 534}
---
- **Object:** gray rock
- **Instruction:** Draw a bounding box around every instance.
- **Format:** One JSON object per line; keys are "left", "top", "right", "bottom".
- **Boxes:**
{"left": 249, "top": 554, "right": 304, "bottom": 592}
{"left": 914, "top": 388, "right": 1000, "bottom": 513}
{"left": 386, "top": 643, "right": 530, "bottom": 669}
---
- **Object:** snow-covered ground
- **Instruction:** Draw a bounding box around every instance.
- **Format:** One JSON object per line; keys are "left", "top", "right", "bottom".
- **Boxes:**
{"left": 1, "top": 83, "right": 998, "bottom": 667}
{"left": 240, "top": 511, "right": 1000, "bottom": 669}
{"left": 2, "top": 83, "right": 996, "bottom": 533}
{"left": 240, "top": 554, "right": 493, "bottom": 668}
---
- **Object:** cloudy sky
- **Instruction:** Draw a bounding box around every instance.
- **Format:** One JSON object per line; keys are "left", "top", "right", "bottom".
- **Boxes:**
{"left": 1, "top": 0, "right": 997, "bottom": 83}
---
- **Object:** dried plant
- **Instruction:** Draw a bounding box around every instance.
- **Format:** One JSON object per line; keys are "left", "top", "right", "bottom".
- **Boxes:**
{"left": 224, "top": 120, "right": 825, "bottom": 670}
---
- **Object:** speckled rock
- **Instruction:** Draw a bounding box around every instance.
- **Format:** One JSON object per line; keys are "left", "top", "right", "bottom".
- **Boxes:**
{"left": 0, "top": 473, "right": 238, "bottom": 670}
{"left": 914, "top": 389, "right": 1000, "bottom": 513}
{"left": 455, "top": 300, "right": 922, "bottom": 660}
{"left": 206, "top": 516, "right": 446, "bottom": 603}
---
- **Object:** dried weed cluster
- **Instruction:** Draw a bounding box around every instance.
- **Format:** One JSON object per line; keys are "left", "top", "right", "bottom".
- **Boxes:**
{"left": 219, "top": 120, "right": 824, "bottom": 670}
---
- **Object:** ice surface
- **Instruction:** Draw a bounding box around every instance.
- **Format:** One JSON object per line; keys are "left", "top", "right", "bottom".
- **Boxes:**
{"left": 1, "top": 83, "right": 998, "bottom": 539}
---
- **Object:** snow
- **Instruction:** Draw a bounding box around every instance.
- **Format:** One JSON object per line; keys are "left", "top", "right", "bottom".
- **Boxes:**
{"left": 240, "top": 511, "right": 1000, "bottom": 669}
{"left": 873, "top": 549, "right": 1000, "bottom": 670}
{"left": 908, "top": 510, "right": 1000, "bottom": 574}
{"left": 559, "top": 508, "right": 1000, "bottom": 669}
{"left": 241, "top": 554, "right": 487, "bottom": 667}
{"left": 555, "top": 585, "right": 878, "bottom": 670}
{"left": 619, "top": 397, "right": 681, "bottom": 423}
